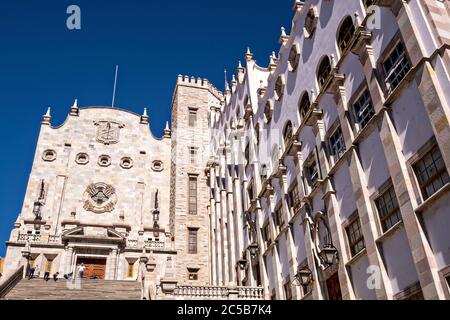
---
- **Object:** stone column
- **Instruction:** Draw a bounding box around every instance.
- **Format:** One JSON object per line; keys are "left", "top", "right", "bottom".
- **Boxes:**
{"left": 65, "top": 246, "right": 74, "bottom": 275}
{"left": 110, "top": 248, "right": 118, "bottom": 280}
{"left": 333, "top": 83, "right": 391, "bottom": 300}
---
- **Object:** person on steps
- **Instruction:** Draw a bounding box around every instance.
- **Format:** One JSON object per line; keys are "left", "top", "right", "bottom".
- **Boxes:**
{"left": 78, "top": 263, "right": 85, "bottom": 279}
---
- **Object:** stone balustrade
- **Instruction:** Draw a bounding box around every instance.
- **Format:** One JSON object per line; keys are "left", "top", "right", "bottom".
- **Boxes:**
{"left": 237, "top": 286, "right": 265, "bottom": 299}
{"left": 159, "top": 285, "right": 264, "bottom": 300}
{"left": 144, "top": 240, "right": 165, "bottom": 250}
{"left": 17, "top": 234, "right": 61, "bottom": 244}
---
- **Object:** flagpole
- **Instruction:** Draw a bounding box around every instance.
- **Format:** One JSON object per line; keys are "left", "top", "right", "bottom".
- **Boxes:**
{"left": 112, "top": 65, "right": 119, "bottom": 108}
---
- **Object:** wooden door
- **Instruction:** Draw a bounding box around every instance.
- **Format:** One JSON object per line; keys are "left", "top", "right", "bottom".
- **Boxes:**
{"left": 77, "top": 258, "right": 107, "bottom": 279}
{"left": 326, "top": 272, "right": 342, "bottom": 300}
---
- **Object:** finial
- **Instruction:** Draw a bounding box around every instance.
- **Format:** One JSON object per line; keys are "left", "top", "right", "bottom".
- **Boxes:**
{"left": 279, "top": 26, "right": 289, "bottom": 45}
{"left": 245, "top": 47, "right": 253, "bottom": 61}
{"left": 231, "top": 74, "right": 237, "bottom": 93}
{"left": 292, "top": 0, "right": 304, "bottom": 12}
{"left": 163, "top": 121, "right": 171, "bottom": 139}
{"left": 141, "top": 107, "right": 149, "bottom": 125}
{"left": 42, "top": 107, "right": 51, "bottom": 125}
{"left": 224, "top": 69, "right": 230, "bottom": 92}
{"left": 70, "top": 99, "right": 79, "bottom": 116}
{"left": 269, "top": 54, "right": 278, "bottom": 72}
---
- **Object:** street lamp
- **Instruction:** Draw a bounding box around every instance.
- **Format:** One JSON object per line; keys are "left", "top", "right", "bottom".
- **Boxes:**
{"left": 33, "top": 201, "right": 42, "bottom": 218}
{"left": 153, "top": 209, "right": 160, "bottom": 222}
{"left": 319, "top": 244, "right": 339, "bottom": 266}
{"left": 293, "top": 265, "right": 313, "bottom": 287}
{"left": 237, "top": 258, "right": 248, "bottom": 271}
{"left": 248, "top": 242, "right": 259, "bottom": 259}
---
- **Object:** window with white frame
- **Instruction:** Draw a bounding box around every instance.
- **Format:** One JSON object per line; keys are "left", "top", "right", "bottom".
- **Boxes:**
{"left": 305, "top": 159, "right": 319, "bottom": 187}
{"left": 328, "top": 126, "right": 345, "bottom": 159}
{"left": 353, "top": 89, "right": 375, "bottom": 130}
{"left": 383, "top": 42, "right": 411, "bottom": 94}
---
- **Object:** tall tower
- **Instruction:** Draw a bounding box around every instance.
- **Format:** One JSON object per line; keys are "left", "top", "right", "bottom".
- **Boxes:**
{"left": 169, "top": 75, "right": 223, "bottom": 285}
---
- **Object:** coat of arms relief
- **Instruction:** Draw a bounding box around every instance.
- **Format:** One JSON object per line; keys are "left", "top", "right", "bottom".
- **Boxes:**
{"left": 94, "top": 120, "right": 124, "bottom": 145}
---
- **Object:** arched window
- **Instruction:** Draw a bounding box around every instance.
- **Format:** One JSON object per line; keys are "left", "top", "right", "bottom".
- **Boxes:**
{"left": 298, "top": 92, "right": 311, "bottom": 120}
{"left": 275, "top": 75, "right": 285, "bottom": 101}
{"left": 317, "top": 56, "right": 332, "bottom": 89}
{"left": 283, "top": 121, "right": 293, "bottom": 144}
{"left": 337, "top": 16, "right": 355, "bottom": 53}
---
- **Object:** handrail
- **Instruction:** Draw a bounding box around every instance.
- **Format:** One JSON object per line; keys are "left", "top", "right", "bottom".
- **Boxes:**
{"left": 0, "top": 265, "right": 24, "bottom": 298}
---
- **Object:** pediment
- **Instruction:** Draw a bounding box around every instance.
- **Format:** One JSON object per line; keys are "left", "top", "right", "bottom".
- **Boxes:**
{"left": 62, "top": 226, "right": 84, "bottom": 238}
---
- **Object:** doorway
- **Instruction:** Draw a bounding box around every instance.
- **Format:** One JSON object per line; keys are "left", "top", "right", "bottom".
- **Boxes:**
{"left": 326, "top": 272, "right": 342, "bottom": 300}
{"left": 76, "top": 257, "right": 107, "bottom": 279}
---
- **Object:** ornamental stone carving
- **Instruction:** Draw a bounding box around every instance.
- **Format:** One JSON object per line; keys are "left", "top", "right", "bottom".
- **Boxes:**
{"left": 83, "top": 182, "right": 118, "bottom": 213}
{"left": 94, "top": 120, "right": 124, "bottom": 145}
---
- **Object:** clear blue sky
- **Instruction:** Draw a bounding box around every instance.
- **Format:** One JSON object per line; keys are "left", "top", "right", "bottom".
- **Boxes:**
{"left": 0, "top": 0, "right": 293, "bottom": 256}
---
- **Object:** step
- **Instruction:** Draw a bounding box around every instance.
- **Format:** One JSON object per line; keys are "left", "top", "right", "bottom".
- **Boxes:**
{"left": 4, "top": 278, "right": 142, "bottom": 300}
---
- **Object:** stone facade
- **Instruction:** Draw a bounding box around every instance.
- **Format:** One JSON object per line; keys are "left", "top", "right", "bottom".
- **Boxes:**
{"left": 207, "top": 0, "right": 450, "bottom": 300}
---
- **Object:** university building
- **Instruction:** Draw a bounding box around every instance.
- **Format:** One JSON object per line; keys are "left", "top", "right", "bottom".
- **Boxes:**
{"left": 1, "top": 0, "right": 450, "bottom": 300}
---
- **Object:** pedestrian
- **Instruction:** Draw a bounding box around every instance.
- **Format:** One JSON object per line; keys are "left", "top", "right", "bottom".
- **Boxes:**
{"left": 78, "top": 263, "right": 85, "bottom": 279}
{"left": 28, "top": 265, "right": 36, "bottom": 279}
{"left": 43, "top": 262, "right": 51, "bottom": 281}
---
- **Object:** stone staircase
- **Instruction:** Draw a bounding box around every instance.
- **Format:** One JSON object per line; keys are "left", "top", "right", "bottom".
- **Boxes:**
{"left": 3, "top": 278, "right": 141, "bottom": 300}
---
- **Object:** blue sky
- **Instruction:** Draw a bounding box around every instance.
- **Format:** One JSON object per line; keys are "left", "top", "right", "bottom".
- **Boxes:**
{"left": 0, "top": 0, "right": 293, "bottom": 256}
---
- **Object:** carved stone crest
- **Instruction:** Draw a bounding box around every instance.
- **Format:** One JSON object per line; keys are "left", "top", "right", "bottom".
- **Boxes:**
{"left": 94, "top": 120, "right": 124, "bottom": 145}
{"left": 83, "top": 182, "right": 118, "bottom": 213}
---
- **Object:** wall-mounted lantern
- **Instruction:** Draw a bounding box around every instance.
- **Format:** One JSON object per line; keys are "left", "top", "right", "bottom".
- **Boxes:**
{"left": 319, "top": 244, "right": 339, "bottom": 266}
{"left": 248, "top": 242, "right": 259, "bottom": 259}
{"left": 293, "top": 265, "right": 313, "bottom": 287}
{"left": 237, "top": 258, "right": 248, "bottom": 271}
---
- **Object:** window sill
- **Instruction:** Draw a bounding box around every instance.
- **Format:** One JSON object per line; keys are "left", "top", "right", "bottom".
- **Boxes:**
{"left": 415, "top": 183, "right": 450, "bottom": 214}
{"left": 375, "top": 220, "right": 404, "bottom": 244}
{"left": 345, "top": 248, "right": 367, "bottom": 267}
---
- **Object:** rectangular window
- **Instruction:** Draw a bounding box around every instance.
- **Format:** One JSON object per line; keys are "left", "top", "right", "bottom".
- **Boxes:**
{"left": 353, "top": 90, "right": 375, "bottom": 130}
{"left": 188, "top": 176, "right": 198, "bottom": 215}
{"left": 262, "top": 222, "right": 271, "bottom": 246}
{"left": 244, "top": 143, "right": 250, "bottom": 166}
{"left": 375, "top": 185, "right": 402, "bottom": 232}
{"left": 248, "top": 183, "right": 254, "bottom": 202}
{"left": 127, "top": 262, "right": 134, "bottom": 278}
{"left": 413, "top": 145, "right": 449, "bottom": 200}
{"left": 188, "top": 109, "right": 197, "bottom": 127}
{"left": 274, "top": 206, "right": 284, "bottom": 231}
{"left": 189, "top": 147, "right": 198, "bottom": 164}
{"left": 288, "top": 183, "right": 302, "bottom": 215}
{"left": 284, "top": 281, "right": 293, "bottom": 300}
{"left": 188, "top": 228, "right": 198, "bottom": 254}
{"left": 346, "top": 216, "right": 365, "bottom": 256}
{"left": 383, "top": 42, "right": 411, "bottom": 94}
{"left": 188, "top": 268, "right": 199, "bottom": 281}
{"left": 329, "top": 126, "right": 346, "bottom": 159}
{"left": 305, "top": 161, "right": 319, "bottom": 186}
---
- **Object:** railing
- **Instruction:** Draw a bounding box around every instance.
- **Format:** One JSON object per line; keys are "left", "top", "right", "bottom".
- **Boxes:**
{"left": 127, "top": 239, "right": 138, "bottom": 248}
{"left": 17, "top": 234, "right": 41, "bottom": 243}
{"left": 237, "top": 286, "right": 264, "bottom": 299}
{"left": 17, "top": 234, "right": 61, "bottom": 244}
{"left": 0, "top": 266, "right": 24, "bottom": 298}
{"left": 173, "top": 286, "right": 229, "bottom": 298}
{"left": 144, "top": 240, "right": 165, "bottom": 250}
{"left": 168, "top": 285, "right": 264, "bottom": 300}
